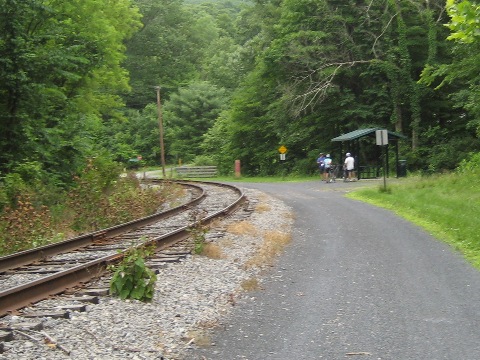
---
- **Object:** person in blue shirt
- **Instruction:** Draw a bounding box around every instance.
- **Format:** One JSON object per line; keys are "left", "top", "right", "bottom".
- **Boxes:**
{"left": 323, "top": 154, "right": 333, "bottom": 182}
{"left": 316, "top": 153, "right": 325, "bottom": 178}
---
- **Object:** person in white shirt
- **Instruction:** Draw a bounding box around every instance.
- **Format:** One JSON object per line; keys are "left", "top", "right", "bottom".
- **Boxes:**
{"left": 344, "top": 153, "right": 355, "bottom": 181}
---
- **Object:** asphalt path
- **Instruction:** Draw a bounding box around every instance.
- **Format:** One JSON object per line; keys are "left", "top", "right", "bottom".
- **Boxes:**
{"left": 191, "top": 180, "right": 480, "bottom": 360}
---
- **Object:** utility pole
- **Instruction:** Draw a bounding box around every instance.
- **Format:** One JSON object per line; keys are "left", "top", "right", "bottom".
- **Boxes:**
{"left": 155, "top": 86, "right": 166, "bottom": 178}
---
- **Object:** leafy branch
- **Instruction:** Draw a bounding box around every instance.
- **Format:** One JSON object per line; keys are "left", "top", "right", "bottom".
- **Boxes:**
{"left": 109, "top": 242, "right": 157, "bottom": 302}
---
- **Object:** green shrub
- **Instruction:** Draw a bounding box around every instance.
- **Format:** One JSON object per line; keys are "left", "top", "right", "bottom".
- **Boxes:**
{"left": 109, "top": 244, "right": 157, "bottom": 301}
{"left": 193, "top": 155, "right": 216, "bottom": 166}
{"left": 290, "top": 157, "right": 318, "bottom": 176}
{"left": 457, "top": 152, "right": 480, "bottom": 175}
{"left": 0, "top": 173, "right": 30, "bottom": 211}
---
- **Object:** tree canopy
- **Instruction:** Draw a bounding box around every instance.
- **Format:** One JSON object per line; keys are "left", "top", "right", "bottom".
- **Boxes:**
{"left": 0, "top": 0, "right": 141, "bottom": 185}
{"left": 0, "top": 0, "right": 479, "bottom": 185}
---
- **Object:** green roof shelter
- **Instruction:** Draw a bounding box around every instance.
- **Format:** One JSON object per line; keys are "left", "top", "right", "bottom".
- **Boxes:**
{"left": 331, "top": 128, "right": 407, "bottom": 179}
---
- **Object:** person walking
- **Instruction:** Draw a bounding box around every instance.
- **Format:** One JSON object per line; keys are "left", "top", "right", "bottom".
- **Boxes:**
{"left": 344, "top": 152, "right": 355, "bottom": 181}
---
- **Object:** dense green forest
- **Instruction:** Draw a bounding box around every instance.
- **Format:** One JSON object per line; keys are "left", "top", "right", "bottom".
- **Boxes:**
{"left": 1, "top": 0, "right": 479, "bottom": 186}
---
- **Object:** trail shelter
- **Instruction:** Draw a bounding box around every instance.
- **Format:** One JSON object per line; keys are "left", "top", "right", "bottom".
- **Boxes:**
{"left": 331, "top": 128, "right": 407, "bottom": 179}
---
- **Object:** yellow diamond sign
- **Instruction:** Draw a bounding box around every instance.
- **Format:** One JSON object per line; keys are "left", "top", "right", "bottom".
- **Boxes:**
{"left": 278, "top": 145, "right": 287, "bottom": 154}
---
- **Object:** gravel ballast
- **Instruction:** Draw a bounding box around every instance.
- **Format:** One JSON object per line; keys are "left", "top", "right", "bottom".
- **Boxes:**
{"left": 0, "top": 188, "right": 293, "bottom": 360}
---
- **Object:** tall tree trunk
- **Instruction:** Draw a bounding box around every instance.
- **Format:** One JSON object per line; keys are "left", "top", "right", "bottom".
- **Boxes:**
{"left": 391, "top": 0, "right": 420, "bottom": 148}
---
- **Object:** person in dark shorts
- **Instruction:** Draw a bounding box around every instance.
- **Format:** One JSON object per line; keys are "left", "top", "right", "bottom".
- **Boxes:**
{"left": 323, "top": 154, "right": 332, "bottom": 182}
{"left": 344, "top": 152, "right": 355, "bottom": 181}
{"left": 316, "top": 153, "right": 325, "bottom": 178}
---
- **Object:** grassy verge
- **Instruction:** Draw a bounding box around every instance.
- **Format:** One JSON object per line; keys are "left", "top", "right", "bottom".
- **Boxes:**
{"left": 347, "top": 174, "right": 480, "bottom": 270}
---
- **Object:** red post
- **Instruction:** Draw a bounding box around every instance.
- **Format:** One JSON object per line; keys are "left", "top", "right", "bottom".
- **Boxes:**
{"left": 235, "top": 160, "right": 241, "bottom": 178}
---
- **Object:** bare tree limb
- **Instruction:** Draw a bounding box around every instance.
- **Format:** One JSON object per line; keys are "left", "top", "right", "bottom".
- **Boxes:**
{"left": 290, "top": 60, "right": 371, "bottom": 115}
{"left": 372, "top": 13, "right": 397, "bottom": 58}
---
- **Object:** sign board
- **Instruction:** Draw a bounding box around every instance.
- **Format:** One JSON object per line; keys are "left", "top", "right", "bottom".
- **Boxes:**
{"left": 278, "top": 145, "right": 287, "bottom": 154}
{"left": 280, "top": 153, "right": 286, "bottom": 161}
{"left": 376, "top": 130, "right": 388, "bottom": 146}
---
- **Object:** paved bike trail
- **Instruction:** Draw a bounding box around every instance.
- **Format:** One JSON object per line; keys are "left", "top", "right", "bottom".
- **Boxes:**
{"left": 191, "top": 180, "right": 480, "bottom": 360}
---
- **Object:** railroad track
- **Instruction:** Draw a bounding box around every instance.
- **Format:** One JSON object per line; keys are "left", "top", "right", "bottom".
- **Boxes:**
{"left": 0, "top": 180, "right": 246, "bottom": 318}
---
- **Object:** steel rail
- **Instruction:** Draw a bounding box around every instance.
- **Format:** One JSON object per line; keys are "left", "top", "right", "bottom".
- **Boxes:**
{"left": 0, "top": 181, "right": 246, "bottom": 316}
{"left": 0, "top": 182, "right": 205, "bottom": 273}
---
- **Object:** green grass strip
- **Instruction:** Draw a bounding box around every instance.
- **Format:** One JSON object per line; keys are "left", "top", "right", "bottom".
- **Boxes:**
{"left": 347, "top": 175, "right": 480, "bottom": 270}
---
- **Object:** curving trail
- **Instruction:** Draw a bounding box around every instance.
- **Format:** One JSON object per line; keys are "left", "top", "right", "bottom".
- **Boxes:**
{"left": 194, "top": 180, "right": 480, "bottom": 360}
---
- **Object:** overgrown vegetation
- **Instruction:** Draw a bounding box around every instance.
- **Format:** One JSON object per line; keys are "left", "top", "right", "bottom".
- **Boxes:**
{"left": 109, "top": 243, "right": 157, "bottom": 301}
{"left": 67, "top": 159, "right": 166, "bottom": 233}
{"left": 347, "top": 153, "right": 480, "bottom": 269}
{"left": 187, "top": 209, "right": 210, "bottom": 254}
{"left": 0, "top": 194, "right": 58, "bottom": 253}
{"left": 0, "top": 157, "right": 174, "bottom": 256}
